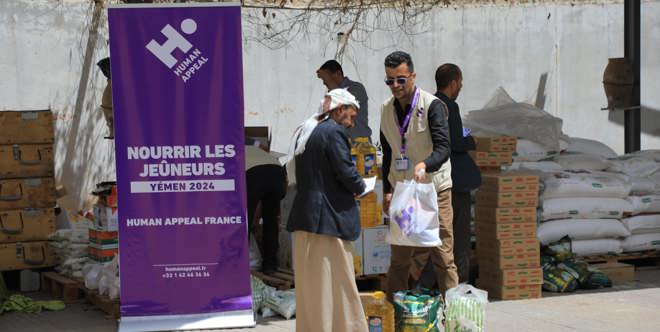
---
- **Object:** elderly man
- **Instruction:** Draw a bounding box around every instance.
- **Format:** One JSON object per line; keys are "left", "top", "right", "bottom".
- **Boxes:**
{"left": 287, "top": 88, "right": 368, "bottom": 332}
{"left": 379, "top": 51, "right": 458, "bottom": 299}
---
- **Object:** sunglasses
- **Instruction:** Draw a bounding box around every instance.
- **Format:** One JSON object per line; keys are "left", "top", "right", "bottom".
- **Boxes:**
{"left": 384, "top": 74, "right": 412, "bottom": 86}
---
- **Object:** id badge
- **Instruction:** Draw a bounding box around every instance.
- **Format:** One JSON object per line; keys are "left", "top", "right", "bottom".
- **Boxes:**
{"left": 395, "top": 156, "right": 410, "bottom": 171}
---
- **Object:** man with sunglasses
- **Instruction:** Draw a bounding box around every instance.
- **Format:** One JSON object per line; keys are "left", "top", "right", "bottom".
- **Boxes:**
{"left": 379, "top": 51, "right": 458, "bottom": 299}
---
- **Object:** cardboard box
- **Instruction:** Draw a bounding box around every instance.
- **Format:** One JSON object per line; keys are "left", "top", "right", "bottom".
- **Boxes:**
{"left": 0, "top": 144, "right": 54, "bottom": 179}
{"left": 0, "top": 110, "right": 54, "bottom": 144}
{"left": 362, "top": 225, "right": 391, "bottom": 275}
{"left": 475, "top": 190, "right": 539, "bottom": 208}
{"left": 481, "top": 172, "right": 539, "bottom": 191}
{"left": 478, "top": 252, "right": 540, "bottom": 270}
{"left": 476, "top": 221, "right": 537, "bottom": 240}
{"left": 0, "top": 177, "right": 56, "bottom": 210}
{"left": 474, "top": 136, "right": 517, "bottom": 152}
{"left": 92, "top": 204, "right": 118, "bottom": 231}
{"left": 88, "top": 243, "right": 118, "bottom": 262}
{"left": 0, "top": 241, "right": 56, "bottom": 271}
{"left": 469, "top": 151, "right": 513, "bottom": 167}
{"left": 89, "top": 228, "right": 118, "bottom": 245}
{"left": 474, "top": 206, "right": 537, "bottom": 223}
{"left": 590, "top": 262, "right": 635, "bottom": 284}
{"left": 479, "top": 267, "right": 543, "bottom": 286}
{"left": 476, "top": 238, "right": 540, "bottom": 256}
{"left": 92, "top": 182, "right": 118, "bottom": 208}
{"left": 0, "top": 208, "right": 55, "bottom": 243}
{"left": 478, "top": 281, "right": 542, "bottom": 300}
{"left": 352, "top": 232, "right": 364, "bottom": 276}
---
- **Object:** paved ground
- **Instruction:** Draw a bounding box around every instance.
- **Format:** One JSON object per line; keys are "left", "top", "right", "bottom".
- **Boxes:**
{"left": 1, "top": 268, "right": 659, "bottom": 332}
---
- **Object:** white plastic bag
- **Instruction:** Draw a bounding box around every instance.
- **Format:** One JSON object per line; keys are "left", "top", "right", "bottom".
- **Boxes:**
{"left": 445, "top": 284, "right": 488, "bottom": 332}
{"left": 607, "top": 155, "right": 660, "bottom": 177}
{"left": 264, "top": 289, "right": 296, "bottom": 319}
{"left": 387, "top": 180, "right": 441, "bottom": 247}
{"left": 553, "top": 154, "right": 611, "bottom": 171}
{"left": 542, "top": 171, "right": 631, "bottom": 199}
{"left": 249, "top": 234, "right": 262, "bottom": 270}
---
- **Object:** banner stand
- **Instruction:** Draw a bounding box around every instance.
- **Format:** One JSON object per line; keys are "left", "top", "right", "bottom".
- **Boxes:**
{"left": 119, "top": 310, "right": 255, "bottom": 332}
{"left": 109, "top": 3, "right": 254, "bottom": 330}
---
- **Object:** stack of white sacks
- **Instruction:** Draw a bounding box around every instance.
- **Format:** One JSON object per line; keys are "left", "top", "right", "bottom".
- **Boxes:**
{"left": 49, "top": 212, "right": 92, "bottom": 279}
{"left": 619, "top": 150, "right": 660, "bottom": 252}
{"left": 464, "top": 87, "right": 660, "bottom": 255}
{"left": 515, "top": 142, "right": 660, "bottom": 256}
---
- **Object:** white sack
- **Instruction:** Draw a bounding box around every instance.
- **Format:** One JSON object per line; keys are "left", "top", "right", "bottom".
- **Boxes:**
{"left": 564, "top": 137, "right": 617, "bottom": 158}
{"left": 542, "top": 171, "right": 631, "bottom": 199}
{"left": 537, "top": 219, "right": 630, "bottom": 245}
{"left": 572, "top": 239, "right": 623, "bottom": 256}
{"left": 626, "top": 195, "right": 660, "bottom": 215}
{"left": 541, "top": 197, "right": 632, "bottom": 221}
{"left": 629, "top": 149, "right": 660, "bottom": 162}
{"left": 84, "top": 264, "right": 104, "bottom": 290}
{"left": 607, "top": 155, "right": 660, "bottom": 177}
{"left": 553, "top": 154, "right": 611, "bottom": 171}
{"left": 622, "top": 215, "right": 660, "bottom": 234}
{"left": 464, "top": 87, "right": 564, "bottom": 152}
{"left": 509, "top": 161, "right": 564, "bottom": 173}
{"left": 621, "top": 233, "right": 660, "bottom": 252}
{"left": 513, "top": 139, "right": 559, "bottom": 162}
{"left": 629, "top": 177, "right": 657, "bottom": 196}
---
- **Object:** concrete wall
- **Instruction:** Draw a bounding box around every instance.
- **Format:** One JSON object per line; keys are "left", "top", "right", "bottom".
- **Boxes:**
{"left": 1, "top": 0, "right": 659, "bottom": 208}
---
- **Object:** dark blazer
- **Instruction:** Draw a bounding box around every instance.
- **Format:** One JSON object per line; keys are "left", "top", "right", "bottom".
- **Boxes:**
{"left": 436, "top": 92, "right": 482, "bottom": 192}
{"left": 286, "top": 118, "right": 366, "bottom": 241}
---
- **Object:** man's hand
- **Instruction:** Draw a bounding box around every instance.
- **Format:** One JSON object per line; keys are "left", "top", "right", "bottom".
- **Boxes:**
{"left": 414, "top": 162, "right": 427, "bottom": 182}
{"left": 383, "top": 193, "right": 393, "bottom": 216}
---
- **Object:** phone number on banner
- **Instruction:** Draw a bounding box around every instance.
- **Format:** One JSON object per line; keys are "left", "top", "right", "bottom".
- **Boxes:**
{"left": 162, "top": 271, "right": 211, "bottom": 279}
{"left": 130, "top": 180, "right": 235, "bottom": 193}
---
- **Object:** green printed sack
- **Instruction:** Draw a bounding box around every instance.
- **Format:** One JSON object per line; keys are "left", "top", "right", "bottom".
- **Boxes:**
{"left": 542, "top": 266, "right": 578, "bottom": 293}
{"left": 393, "top": 289, "right": 444, "bottom": 332}
{"left": 445, "top": 284, "right": 488, "bottom": 332}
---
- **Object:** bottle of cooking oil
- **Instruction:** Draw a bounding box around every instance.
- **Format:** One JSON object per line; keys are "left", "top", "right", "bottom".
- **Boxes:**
{"left": 355, "top": 137, "right": 377, "bottom": 177}
{"left": 363, "top": 291, "right": 394, "bottom": 332}
{"left": 351, "top": 145, "right": 360, "bottom": 170}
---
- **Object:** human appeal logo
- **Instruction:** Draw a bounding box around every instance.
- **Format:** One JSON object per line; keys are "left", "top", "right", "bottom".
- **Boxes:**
{"left": 146, "top": 18, "right": 209, "bottom": 83}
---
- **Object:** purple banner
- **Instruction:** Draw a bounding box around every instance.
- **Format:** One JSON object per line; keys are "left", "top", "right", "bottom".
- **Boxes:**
{"left": 108, "top": 4, "right": 251, "bottom": 319}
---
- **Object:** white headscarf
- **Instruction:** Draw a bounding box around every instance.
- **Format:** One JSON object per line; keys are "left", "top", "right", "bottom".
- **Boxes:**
{"left": 282, "top": 88, "right": 359, "bottom": 165}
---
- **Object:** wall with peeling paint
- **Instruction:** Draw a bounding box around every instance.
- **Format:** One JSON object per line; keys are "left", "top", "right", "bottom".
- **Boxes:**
{"left": 0, "top": 0, "right": 658, "bottom": 209}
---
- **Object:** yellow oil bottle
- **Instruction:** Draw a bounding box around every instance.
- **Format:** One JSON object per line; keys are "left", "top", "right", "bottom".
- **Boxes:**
{"left": 355, "top": 137, "right": 377, "bottom": 177}
{"left": 362, "top": 291, "right": 395, "bottom": 332}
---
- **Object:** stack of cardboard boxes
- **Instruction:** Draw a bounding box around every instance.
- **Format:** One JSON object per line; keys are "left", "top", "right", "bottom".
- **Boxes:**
{"left": 0, "top": 110, "right": 57, "bottom": 271}
{"left": 352, "top": 157, "right": 390, "bottom": 277}
{"left": 475, "top": 172, "right": 543, "bottom": 300}
{"left": 470, "top": 136, "right": 516, "bottom": 172}
{"left": 90, "top": 182, "right": 118, "bottom": 262}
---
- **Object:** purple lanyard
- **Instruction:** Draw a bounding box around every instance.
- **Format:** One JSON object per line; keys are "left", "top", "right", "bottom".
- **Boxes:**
{"left": 397, "top": 87, "right": 420, "bottom": 155}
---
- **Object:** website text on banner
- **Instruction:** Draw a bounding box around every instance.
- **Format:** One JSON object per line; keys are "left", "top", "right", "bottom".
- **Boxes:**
{"left": 108, "top": 3, "right": 253, "bottom": 330}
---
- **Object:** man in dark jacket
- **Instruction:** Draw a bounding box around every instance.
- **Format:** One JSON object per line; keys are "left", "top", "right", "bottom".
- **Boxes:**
{"left": 435, "top": 63, "right": 481, "bottom": 283}
{"left": 317, "top": 60, "right": 372, "bottom": 140}
{"left": 286, "top": 88, "right": 368, "bottom": 332}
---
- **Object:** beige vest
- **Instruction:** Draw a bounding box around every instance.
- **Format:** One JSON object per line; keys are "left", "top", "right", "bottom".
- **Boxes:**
{"left": 380, "top": 88, "right": 452, "bottom": 192}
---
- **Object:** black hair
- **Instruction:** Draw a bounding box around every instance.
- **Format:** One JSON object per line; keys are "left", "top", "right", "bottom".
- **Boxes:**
{"left": 318, "top": 60, "right": 343, "bottom": 74}
{"left": 435, "top": 63, "right": 462, "bottom": 90}
{"left": 384, "top": 51, "right": 414, "bottom": 72}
